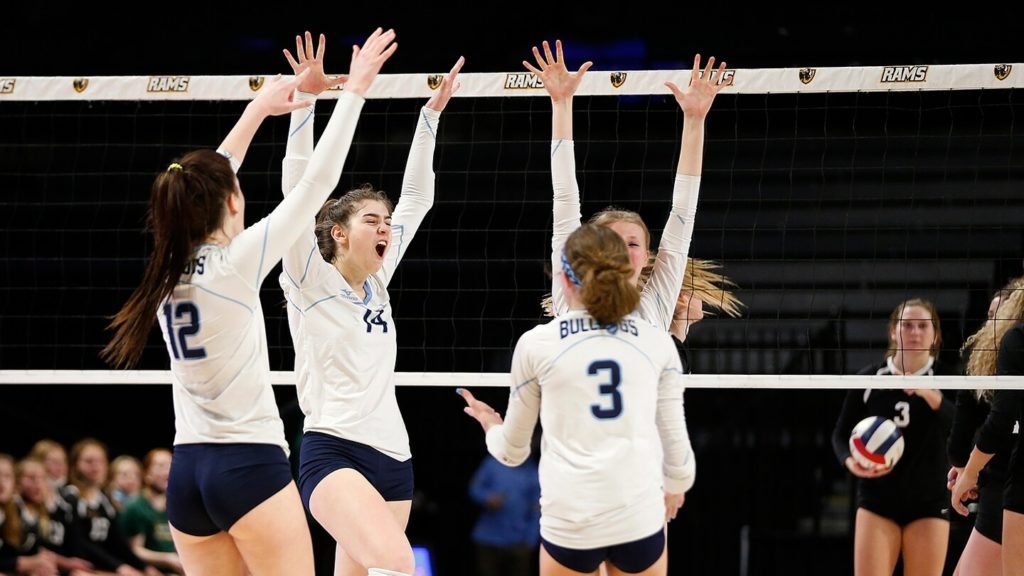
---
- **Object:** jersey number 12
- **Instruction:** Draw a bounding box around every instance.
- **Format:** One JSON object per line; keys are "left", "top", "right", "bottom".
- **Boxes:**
{"left": 163, "top": 301, "right": 207, "bottom": 360}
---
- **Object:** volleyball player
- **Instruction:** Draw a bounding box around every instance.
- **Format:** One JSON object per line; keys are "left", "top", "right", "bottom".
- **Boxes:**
{"left": 100, "top": 27, "right": 397, "bottom": 576}
{"left": 950, "top": 280, "right": 1024, "bottom": 575}
{"left": 666, "top": 259, "right": 744, "bottom": 373}
{"left": 276, "top": 31, "right": 464, "bottom": 576}
{"left": 526, "top": 40, "right": 725, "bottom": 334}
{"left": 528, "top": 42, "right": 733, "bottom": 575}
{"left": 460, "top": 223, "right": 695, "bottom": 576}
{"left": 832, "top": 298, "right": 954, "bottom": 576}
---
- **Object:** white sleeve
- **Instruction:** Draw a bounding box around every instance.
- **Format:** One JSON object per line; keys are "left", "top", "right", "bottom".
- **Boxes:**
{"left": 657, "top": 348, "right": 695, "bottom": 493}
{"left": 282, "top": 91, "right": 317, "bottom": 197}
{"left": 550, "top": 139, "right": 582, "bottom": 316}
{"left": 485, "top": 335, "right": 541, "bottom": 466}
{"left": 279, "top": 91, "right": 328, "bottom": 291}
{"left": 228, "top": 91, "right": 365, "bottom": 288}
{"left": 215, "top": 148, "right": 242, "bottom": 174}
{"left": 638, "top": 174, "right": 701, "bottom": 330}
{"left": 381, "top": 106, "right": 439, "bottom": 286}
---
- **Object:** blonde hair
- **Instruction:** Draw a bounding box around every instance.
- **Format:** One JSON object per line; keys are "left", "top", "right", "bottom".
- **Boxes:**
{"left": 664, "top": 258, "right": 743, "bottom": 318}
{"left": 542, "top": 206, "right": 744, "bottom": 319}
{"left": 541, "top": 256, "right": 743, "bottom": 318}
{"left": 963, "top": 277, "right": 1024, "bottom": 401}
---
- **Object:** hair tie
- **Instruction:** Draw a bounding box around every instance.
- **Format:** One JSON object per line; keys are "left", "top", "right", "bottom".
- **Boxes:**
{"left": 166, "top": 162, "right": 183, "bottom": 172}
{"left": 561, "top": 250, "right": 582, "bottom": 288}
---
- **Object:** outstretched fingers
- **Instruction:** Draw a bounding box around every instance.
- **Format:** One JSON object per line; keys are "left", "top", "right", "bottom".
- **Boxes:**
{"left": 542, "top": 39, "right": 556, "bottom": 66}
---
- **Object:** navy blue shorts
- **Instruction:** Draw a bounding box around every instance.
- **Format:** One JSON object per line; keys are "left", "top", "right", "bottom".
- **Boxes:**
{"left": 298, "top": 431, "right": 414, "bottom": 510}
{"left": 541, "top": 529, "right": 665, "bottom": 574}
{"left": 167, "top": 443, "right": 294, "bottom": 536}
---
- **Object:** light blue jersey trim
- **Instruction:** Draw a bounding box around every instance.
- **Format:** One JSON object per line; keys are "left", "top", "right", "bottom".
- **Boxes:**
{"left": 422, "top": 109, "right": 437, "bottom": 139}
{"left": 255, "top": 217, "right": 270, "bottom": 285}
{"left": 194, "top": 285, "right": 255, "bottom": 313}
{"left": 289, "top": 108, "right": 315, "bottom": 138}
{"left": 549, "top": 333, "right": 659, "bottom": 372}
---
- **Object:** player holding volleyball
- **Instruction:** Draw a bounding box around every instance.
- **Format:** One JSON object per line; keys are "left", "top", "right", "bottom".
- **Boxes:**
{"left": 276, "top": 31, "right": 464, "bottom": 576}
{"left": 832, "top": 298, "right": 954, "bottom": 576}
{"left": 460, "top": 223, "right": 695, "bottom": 576}
{"left": 101, "top": 27, "right": 397, "bottom": 576}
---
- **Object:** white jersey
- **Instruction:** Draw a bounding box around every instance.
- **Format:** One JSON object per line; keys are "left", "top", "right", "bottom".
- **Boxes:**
{"left": 279, "top": 101, "right": 438, "bottom": 461}
{"left": 485, "top": 309, "right": 695, "bottom": 549}
{"left": 158, "top": 92, "right": 366, "bottom": 451}
{"left": 550, "top": 140, "right": 701, "bottom": 329}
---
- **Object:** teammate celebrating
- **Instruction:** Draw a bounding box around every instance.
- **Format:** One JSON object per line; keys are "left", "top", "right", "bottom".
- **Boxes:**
{"left": 101, "top": 27, "right": 397, "bottom": 576}
{"left": 461, "top": 223, "right": 695, "bottom": 576}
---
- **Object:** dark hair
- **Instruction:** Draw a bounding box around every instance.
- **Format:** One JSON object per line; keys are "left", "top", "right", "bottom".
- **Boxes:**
{"left": 563, "top": 224, "right": 640, "bottom": 324}
{"left": 101, "top": 150, "right": 236, "bottom": 368}
{"left": 314, "top": 184, "right": 394, "bottom": 263}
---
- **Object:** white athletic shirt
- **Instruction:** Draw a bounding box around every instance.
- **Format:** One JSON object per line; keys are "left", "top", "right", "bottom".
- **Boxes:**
{"left": 485, "top": 309, "right": 696, "bottom": 549}
{"left": 279, "top": 98, "right": 438, "bottom": 461}
{"left": 549, "top": 139, "right": 701, "bottom": 329}
{"left": 159, "top": 91, "right": 366, "bottom": 452}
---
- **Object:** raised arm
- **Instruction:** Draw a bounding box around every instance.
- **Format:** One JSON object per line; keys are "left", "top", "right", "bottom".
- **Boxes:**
{"left": 381, "top": 56, "right": 464, "bottom": 285}
{"left": 216, "top": 71, "right": 312, "bottom": 173}
{"left": 523, "top": 40, "right": 591, "bottom": 315}
{"left": 279, "top": 31, "right": 347, "bottom": 291}
{"left": 640, "top": 55, "right": 727, "bottom": 329}
{"left": 230, "top": 27, "right": 397, "bottom": 287}
{"left": 282, "top": 31, "right": 348, "bottom": 197}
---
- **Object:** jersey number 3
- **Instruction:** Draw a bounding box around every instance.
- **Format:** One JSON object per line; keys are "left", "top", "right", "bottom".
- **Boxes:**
{"left": 163, "top": 301, "right": 207, "bottom": 360}
{"left": 589, "top": 360, "right": 622, "bottom": 419}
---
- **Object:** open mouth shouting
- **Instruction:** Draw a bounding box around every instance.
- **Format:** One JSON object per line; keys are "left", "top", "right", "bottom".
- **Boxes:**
{"left": 375, "top": 239, "right": 388, "bottom": 258}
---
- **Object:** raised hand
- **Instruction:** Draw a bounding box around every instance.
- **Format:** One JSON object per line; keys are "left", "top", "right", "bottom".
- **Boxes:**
{"left": 426, "top": 56, "right": 466, "bottom": 113}
{"left": 251, "top": 70, "right": 313, "bottom": 116}
{"left": 666, "top": 54, "right": 728, "bottom": 120}
{"left": 457, "top": 387, "right": 503, "bottom": 432}
{"left": 344, "top": 27, "right": 399, "bottom": 97}
{"left": 522, "top": 39, "right": 592, "bottom": 104}
{"left": 283, "top": 31, "right": 346, "bottom": 95}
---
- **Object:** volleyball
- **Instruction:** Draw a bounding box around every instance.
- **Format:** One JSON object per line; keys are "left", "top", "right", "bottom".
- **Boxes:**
{"left": 849, "top": 416, "right": 905, "bottom": 470}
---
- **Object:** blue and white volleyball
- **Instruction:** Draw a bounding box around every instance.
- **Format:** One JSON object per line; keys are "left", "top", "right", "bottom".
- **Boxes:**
{"left": 849, "top": 416, "right": 905, "bottom": 470}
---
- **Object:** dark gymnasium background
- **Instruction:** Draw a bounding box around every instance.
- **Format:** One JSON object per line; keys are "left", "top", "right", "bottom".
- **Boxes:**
{"left": 2, "top": 6, "right": 1024, "bottom": 575}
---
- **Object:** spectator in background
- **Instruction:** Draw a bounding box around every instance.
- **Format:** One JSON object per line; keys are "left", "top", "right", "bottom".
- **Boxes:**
{"left": 63, "top": 438, "right": 159, "bottom": 575}
{"left": 107, "top": 455, "right": 142, "bottom": 511}
{"left": 28, "top": 440, "right": 67, "bottom": 492}
{"left": 119, "top": 449, "right": 182, "bottom": 575}
{"left": 469, "top": 432, "right": 541, "bottom": 576}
